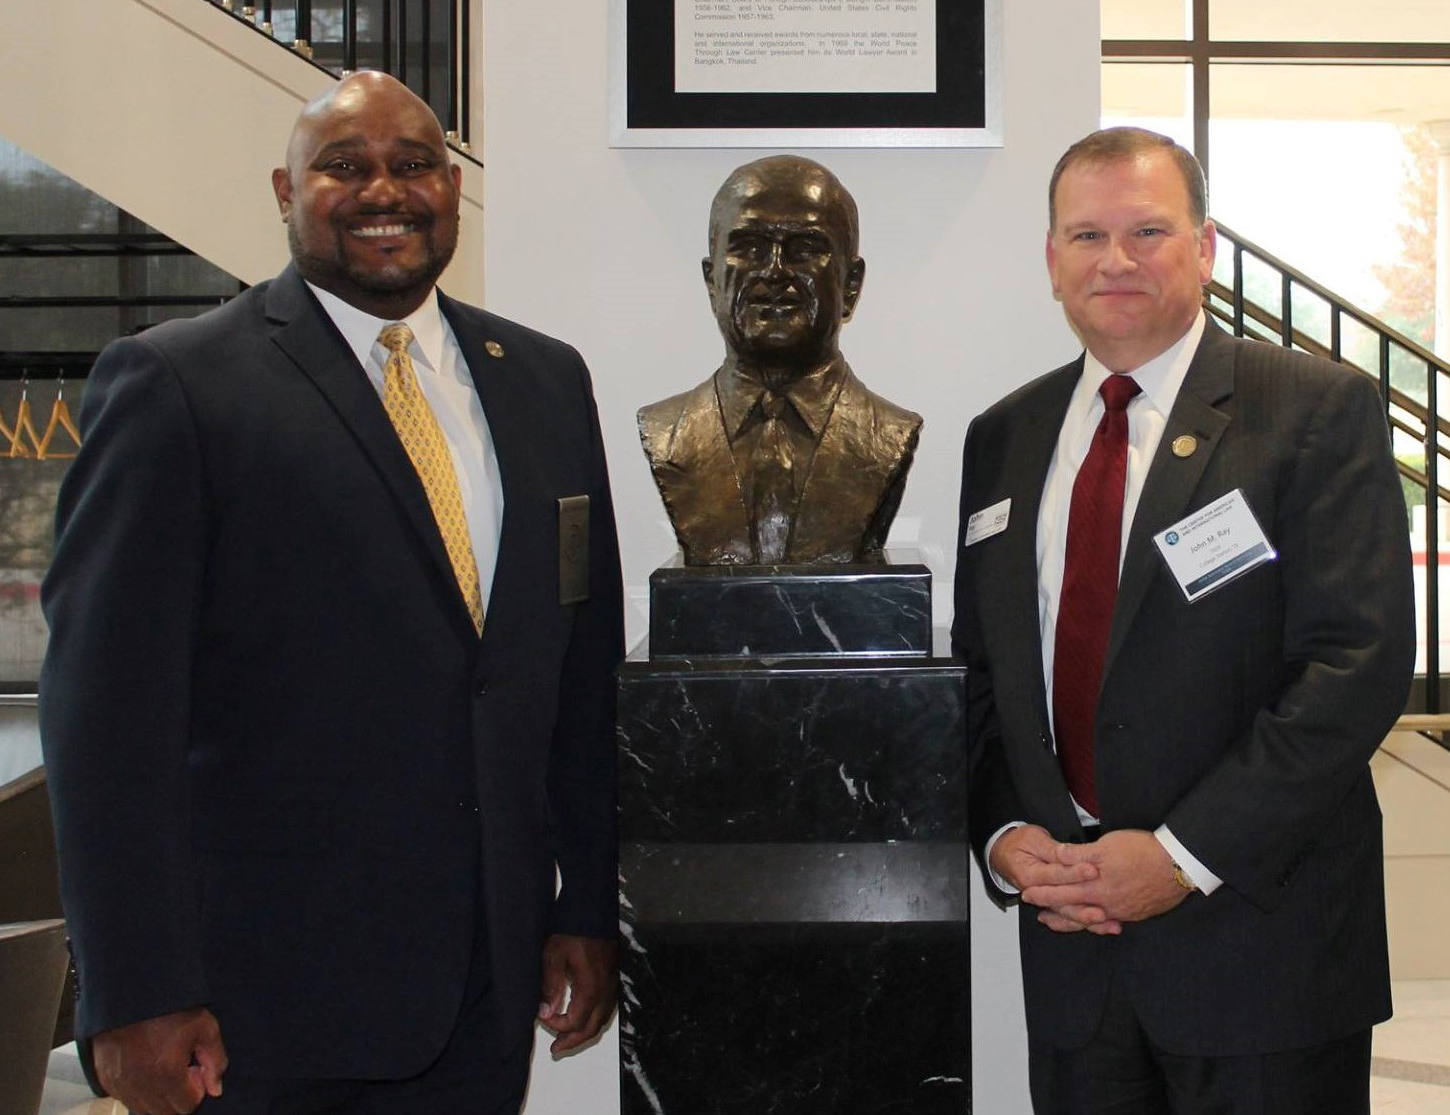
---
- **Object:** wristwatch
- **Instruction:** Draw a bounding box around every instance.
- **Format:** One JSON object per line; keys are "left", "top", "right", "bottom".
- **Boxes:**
{"left": 1171, "top": 861, "right": 1199, "bottom": 892}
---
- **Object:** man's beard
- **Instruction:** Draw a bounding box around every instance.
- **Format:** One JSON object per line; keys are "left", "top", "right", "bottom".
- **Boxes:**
{"left": 288, "top": 222, "right": 455, "bottom": 299}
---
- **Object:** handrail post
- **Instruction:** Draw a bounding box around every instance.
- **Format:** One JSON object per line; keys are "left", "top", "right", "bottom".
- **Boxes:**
{"left": 1280, "top": 272, "right": 1293, "bottom": 347}
{"left": 294, "top": 0, "right": 312, "bottom": 57}
{"left": 459, "top": 0, "right": 471, "bottom": 148}
{"left": 420, "top": 0, "right": 432, "bottom": 110}
{"left": 1426, "top": 351, "right": 1441, "bottom": 715}
{"left": 1232, "top": 239, "right": 1244, "bottom": 337}
{"left": 447, "top": 0, "right": 460, "bottom": 142}
{"left": 342, "top": 0, "right": 358, "bottom": 72}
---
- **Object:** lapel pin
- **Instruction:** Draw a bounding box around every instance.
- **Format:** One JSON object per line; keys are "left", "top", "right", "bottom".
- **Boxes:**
{"left": 485, "top": 340, "right": 505, "bottom": 359}
{"left": 1172, "top": 435, "right": 1197, "bottom": 458}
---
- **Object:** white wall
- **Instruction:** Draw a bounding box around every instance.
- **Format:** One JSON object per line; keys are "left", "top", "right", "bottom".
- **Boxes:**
{"left": 479, "top": 2, "right": 1100, "bottom": 1112}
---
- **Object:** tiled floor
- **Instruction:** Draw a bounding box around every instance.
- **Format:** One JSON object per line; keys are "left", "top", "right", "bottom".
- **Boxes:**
{"left": 39, "top": 731, "right": 1450, "bottom": 1115}
{"left": 1371, "top": 980, "right": 1450, "bottom": 1112}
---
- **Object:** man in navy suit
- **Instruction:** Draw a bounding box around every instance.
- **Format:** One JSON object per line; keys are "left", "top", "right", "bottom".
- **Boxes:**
{"left": 40, "top": 72, "right": 623, "bottom": 1114}
{"left": 953, "top": 128, "right": 1414, "bottom": 1113}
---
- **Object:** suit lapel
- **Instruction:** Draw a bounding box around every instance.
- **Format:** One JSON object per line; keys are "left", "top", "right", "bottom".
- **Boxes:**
{"left": 264, "top": 269, "right": 473, "bottom": 633}
{"left": 1106, "top": 323, "right": 1236, "bottom": 675}
{"left": 651, "top": 377, "right": 754, "bottom": 563}
{"left": 439, "top": 297, "right": 523, "bottom": 523}
{"left": 440, "top": 296, "right": 545, "bottom": 635}
{"left": 791, "top": 370, "right": 889, "bottom": 555}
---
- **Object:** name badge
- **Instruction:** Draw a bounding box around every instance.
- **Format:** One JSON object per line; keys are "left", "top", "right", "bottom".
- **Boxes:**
{"left": 964, "top": 498, "right": 1011, "bottom": 547}
{"left": 1153, "top": 489, "right": 1276, "bottom": 603}
{"left": 558, "top": 495, "right": 590, "bottom": 605}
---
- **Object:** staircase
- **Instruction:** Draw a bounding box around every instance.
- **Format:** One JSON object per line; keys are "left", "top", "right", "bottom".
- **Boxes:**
{"left": 0, "top": 0, "right": 483, "bottom": 301}
{"left": 1207, "top": 222, "right": 1446, "bottom": 718}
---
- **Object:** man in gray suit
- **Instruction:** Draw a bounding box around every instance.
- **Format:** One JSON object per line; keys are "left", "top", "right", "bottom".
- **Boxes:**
{"left": 953, "top": 127, "right": 1414, "bottom": 1113}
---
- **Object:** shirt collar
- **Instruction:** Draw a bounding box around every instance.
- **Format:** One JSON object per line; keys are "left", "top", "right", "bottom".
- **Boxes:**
{"left": 714, "top": 356, "right": 849, "bottom": 441}
{"left": 1078, "top": 310, "right": 1205, "bottom": 420}
{"left": 306, "top": 282, "right": 448, "bottom": 375}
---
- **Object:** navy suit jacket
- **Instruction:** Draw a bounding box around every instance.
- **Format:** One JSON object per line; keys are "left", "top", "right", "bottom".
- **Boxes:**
{"left": 40, "top": 264, "right": 624, "bottom": 1077}
{"left": 952, "top": 321, "right": 1415, "bottom": 1055}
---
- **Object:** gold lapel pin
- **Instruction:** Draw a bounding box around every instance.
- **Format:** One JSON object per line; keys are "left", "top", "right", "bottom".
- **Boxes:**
{"left": 485, "top": 340, "right": 505, "bottom": 359}
{"left": 1172, "top": 435, "right": 1197, "bottom": 458}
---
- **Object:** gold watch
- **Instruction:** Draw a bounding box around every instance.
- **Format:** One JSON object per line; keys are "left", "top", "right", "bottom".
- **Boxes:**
{"left": 1171, "top": 861, "right": 1198, "bottom": 892}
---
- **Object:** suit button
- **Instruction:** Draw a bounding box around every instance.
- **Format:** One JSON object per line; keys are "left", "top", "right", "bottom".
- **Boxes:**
{"left": 474, "top": 677, "right": 488, "bottom": 696}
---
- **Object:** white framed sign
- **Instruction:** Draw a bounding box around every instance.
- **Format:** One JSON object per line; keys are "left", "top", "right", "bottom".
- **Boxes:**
{"left": 609, "top": 0, "right": 1002, "bottom": 148}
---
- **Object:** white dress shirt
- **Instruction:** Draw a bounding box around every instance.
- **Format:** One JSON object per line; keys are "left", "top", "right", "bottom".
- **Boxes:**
{"left": 308, "top": 283, "right": 504, "bottom": 613}
{"left": 989, "top": 311, "right": 1221, "bottom": 895}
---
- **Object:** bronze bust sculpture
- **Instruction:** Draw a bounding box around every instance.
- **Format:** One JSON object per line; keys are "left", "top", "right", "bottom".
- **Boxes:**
{"left": 638, "top": 155, "right": 922, "bottom": 566}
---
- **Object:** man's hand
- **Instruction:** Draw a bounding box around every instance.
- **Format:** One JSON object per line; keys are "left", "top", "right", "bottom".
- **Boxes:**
{"left": 92, "top": 1007, "right": 227, "bottom": 1115}
{"left": 1021, "top": 829, "right": 1193, "bottom": 926}
{"left": 537, "top": 933, "right": 619, "bottom": 1057}
{"left": 992, "top": 824, "right": 1122, "bottom": 935}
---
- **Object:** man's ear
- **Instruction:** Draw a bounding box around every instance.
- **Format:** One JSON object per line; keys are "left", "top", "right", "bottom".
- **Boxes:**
{"left": 272, "top": 167, "right": 294, "bottom": 221}
{"left": 1045, "top": 230, "right": 1062, "bottom": 301}
{"left": 702, "top": 257, "right": 718, "bottom": 313}
{"left": 841, "top": 257, "right": 865, "bottom": 321}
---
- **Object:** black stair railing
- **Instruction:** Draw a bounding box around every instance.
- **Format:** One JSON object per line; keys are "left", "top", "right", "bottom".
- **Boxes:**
{"left": 0, "top": 232, "right": 244, "bottom": 378}
{"left": 208, "top": 0, "right": 475, "bottom": 157}
{"left": 1206, "top": 222, "right": 1446, "bottom": 719}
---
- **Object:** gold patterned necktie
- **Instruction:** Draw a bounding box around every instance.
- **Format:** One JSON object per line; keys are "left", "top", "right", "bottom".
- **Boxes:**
{"left": 378, "top": 323, "right": 485, "bottom": 634}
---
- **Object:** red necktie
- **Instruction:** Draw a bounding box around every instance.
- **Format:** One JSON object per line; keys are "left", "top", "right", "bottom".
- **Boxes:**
{"left": 1053, "top": 374, "right": 1141, "bottom": 817}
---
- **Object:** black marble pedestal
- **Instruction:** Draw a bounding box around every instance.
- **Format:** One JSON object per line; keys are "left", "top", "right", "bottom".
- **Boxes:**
{"left": 618, "top": 558, "right": 969, "bottom": 1114}
{"left": 647, "top": 556, "right": 931, "bottom": 658}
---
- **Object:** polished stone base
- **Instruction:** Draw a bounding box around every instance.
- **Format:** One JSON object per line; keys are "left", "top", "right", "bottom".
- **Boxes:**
{"left": 621, "top": 922, "right": 969, "bottom": 1113}
{"left": 618, "top": 623, "right": 969, "bottom": 1113}
{"left": 647, "top": 552, "right": 931, "bottom": 659}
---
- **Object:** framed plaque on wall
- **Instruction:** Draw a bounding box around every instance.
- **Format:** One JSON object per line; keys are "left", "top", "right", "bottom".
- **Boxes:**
{"left": 609, "top": 0, "right": 1002, "bottom": 148}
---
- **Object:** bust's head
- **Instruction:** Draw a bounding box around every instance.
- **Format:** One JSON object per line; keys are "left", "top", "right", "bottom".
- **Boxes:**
{"left": 703, "top": 156, "right": 865, "bottom": 377}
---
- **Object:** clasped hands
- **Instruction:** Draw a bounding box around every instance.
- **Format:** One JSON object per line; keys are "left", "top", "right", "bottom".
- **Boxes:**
{"left": 990, "top": 825, "right": 1193, "bottom": 934}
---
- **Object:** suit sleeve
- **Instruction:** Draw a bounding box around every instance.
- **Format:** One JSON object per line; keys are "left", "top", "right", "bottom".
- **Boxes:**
{"left": 544, "top": 349, "right": 625, "bottom": 939}
{"left": 39, "top": 336, "right": 211, "bottom": 1037}
{"left": 1164, "top": 368, "right": 1415, "bottom": 909}
{"left": 952, "top": 416, "right": 1026, "bottom": 905}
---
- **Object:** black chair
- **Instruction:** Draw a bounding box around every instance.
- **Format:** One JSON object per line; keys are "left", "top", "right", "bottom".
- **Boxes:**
{"left": 0, "top": 918, "right": 69, "bottom": 1115}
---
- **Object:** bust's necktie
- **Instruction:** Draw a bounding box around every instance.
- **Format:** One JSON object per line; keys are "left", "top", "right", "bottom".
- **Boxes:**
{"left": 749, "top": 392, "right": 796, "bottom": 564}
{"left": 378, "top": 323, "right": 484, "bottom": 634}
{"left": 1053, "top": 373, "right": 1141, "bottom": 816}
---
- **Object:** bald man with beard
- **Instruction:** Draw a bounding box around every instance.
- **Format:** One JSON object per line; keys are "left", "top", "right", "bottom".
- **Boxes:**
{"left": 41, "top": 73, "right": 624, "bottom": 1115}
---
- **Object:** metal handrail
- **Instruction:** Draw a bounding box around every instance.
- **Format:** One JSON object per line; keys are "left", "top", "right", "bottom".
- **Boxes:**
{"left": 0, "top": 233, "right": 244, "bottom": 379}
{"left": 1210, "top": 221, "right": 1445, "bottom": 715}
{"left": 206, "top": 0, "right": 479, "bottom": 160}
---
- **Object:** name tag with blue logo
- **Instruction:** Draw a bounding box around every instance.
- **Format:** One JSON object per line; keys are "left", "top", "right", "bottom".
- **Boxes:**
{"left": 1153, "top": 489, "right": 1276, "bottom": 603}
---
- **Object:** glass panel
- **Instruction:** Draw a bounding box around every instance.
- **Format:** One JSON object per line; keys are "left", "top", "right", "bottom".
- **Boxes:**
{"left": 1211, "top": 0, "right": 1450, "bottom": 44}
{"left": 1101, "top": 62, "right": 1192, "bottom": 148}
{"left": 1209, "top": 65, "right": 1449, "bottom": 355}
{"left": 0, "top": 138, "right": 241, "bottom": 685}
{"left": 1101, "top": 0, "right": 1188, "bottom": 40}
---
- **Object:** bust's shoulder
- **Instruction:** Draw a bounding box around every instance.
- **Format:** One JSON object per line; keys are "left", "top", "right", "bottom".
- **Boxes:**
{"left": 838, "top": 368, "right": 923, "bottom": 442}
{"left": 638, "top": 376, "right": 718, "bottom": 431}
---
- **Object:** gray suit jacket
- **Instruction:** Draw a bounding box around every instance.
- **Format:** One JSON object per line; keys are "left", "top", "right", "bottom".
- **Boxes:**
{"left": 952, "top": 321, "right": 1415, "bottom": 1055}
